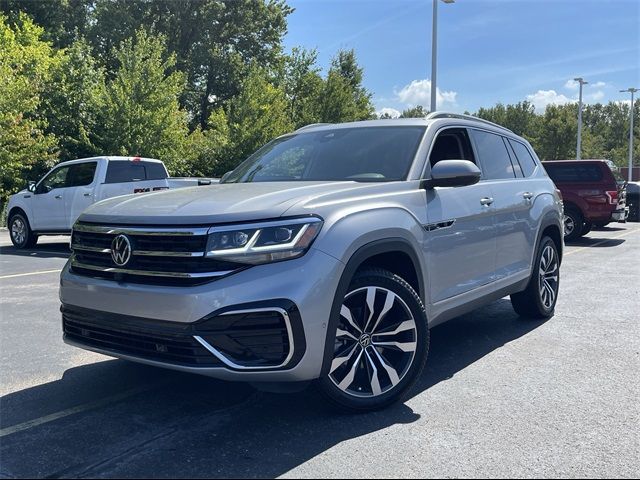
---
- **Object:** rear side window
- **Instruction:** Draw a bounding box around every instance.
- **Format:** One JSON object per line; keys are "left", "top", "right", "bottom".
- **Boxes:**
{"left": 105, "top": 161, "right": 168, "bottom": 183}
{"left": 67, "top": 162, "right": 97, "bottom": 187}
{"left": 470, "top": 129, "right": 516, "bottom": 180}
{"left": 508, "top": 140, "right": 537, "bottom": 177}
{"left": 544, "top": 163, "right": 604, "bottom": 183}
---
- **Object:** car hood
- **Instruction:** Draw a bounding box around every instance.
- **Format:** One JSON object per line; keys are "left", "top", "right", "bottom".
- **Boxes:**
{"left": 79, "top": 181, "right": 384, "bottom": 225}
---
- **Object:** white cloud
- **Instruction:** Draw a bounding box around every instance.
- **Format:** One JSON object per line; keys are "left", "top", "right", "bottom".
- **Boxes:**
{"left": 564, "top": 79, "right": 579, "bottom": 90}
{"left": 377, "top": 107, "right": 401, "bottom": 118}
{"left": 526, "top": 90, "right": 574, "bottom": 112}
{"left": 395, "top": 79, "right": 457, "bottom": 109}
{"left": 589, "top": 90, "right": 605, "bottom": 101}
{"left": 592, "top": 81, "right": 606, "bottom": 88}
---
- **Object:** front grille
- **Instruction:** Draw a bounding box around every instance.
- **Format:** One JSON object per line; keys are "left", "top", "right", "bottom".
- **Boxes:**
{"left": 70, "top": 223, "right": 246, "bottom": 286}
{"left": 62, "top": 307, "right": 222, "bottom": 366}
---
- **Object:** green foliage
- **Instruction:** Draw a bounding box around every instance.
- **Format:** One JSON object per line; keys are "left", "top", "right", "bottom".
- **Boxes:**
{"left": 400, "top": 105, "right": 428, "bottom": 118}
{"left": 319, "top": 50, "right": 374, "bottom": 123}
{"left": 94, "top": 29, "right": 189, "bottom": 174}
{"left": 41, "top": 38, "right": 103, "bottom": 160}
{"left": 183, "top": 109, "right": 230, "bottom": 177}
{"left": 282, "top": 47, "right": 324, "bottom": 128}
{"left": 0, "top": 13, "right": 57, "bottom": 206}
{"left": 225, "top": 66, "right": 293, "bottom": 173}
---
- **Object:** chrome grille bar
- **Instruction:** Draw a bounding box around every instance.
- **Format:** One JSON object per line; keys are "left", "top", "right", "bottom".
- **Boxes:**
{"left": 70, "top": 259, "right": 235, "bottom": 279}
{"left": 71, "top": 244, "right": 205, "bottom": 258}
{"left": 73, "top": 224, "right": 209, "bottom": 236}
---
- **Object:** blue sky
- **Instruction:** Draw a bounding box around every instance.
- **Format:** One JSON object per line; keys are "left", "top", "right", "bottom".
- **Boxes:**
{"left": 283, "top": 0, "right": 640, "bottom": 116}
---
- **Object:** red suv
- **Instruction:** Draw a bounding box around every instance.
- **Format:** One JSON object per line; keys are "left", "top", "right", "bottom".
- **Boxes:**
{"left": 543, "top": 160, "right": 628, "bottom": 241}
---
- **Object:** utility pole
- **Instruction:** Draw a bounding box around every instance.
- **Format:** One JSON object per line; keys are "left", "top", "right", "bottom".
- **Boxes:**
{"left": 430, "top": 0, "right": 455, "bottom": 113}
{"left": 575, "top": 77, "right": 588, "bottom": 160}
{"left": 620, "top": 87, "right": 638, "bottom": 183}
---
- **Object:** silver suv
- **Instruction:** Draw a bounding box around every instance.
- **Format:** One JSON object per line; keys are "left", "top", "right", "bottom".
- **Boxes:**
{"left": 60, "top": 112, "right": 563, "bottom": 411}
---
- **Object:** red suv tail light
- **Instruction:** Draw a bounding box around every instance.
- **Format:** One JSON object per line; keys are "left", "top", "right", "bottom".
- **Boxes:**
{"left": 605, "top": 190, "right": 618, "bottom": 205}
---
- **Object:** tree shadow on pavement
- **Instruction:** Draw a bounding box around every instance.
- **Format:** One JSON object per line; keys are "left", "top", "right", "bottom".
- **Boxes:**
{"left": 0, "top": 298, "right": 547, "bottom": 478}
{"left": 565, "top": 237, "right": 625, "bottom": 247}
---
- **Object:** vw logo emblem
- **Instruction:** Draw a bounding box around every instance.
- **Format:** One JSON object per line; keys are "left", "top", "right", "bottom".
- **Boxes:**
{"left": 111, "top": 234, "right": 132, "bottom": 267}
{"left": 359, "top": 333, "right": 372, "bottom": 349}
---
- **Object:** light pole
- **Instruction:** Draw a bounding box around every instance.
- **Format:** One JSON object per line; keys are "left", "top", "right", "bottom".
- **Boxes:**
{"left": 620, "top": 87, "right": 638, "bottom": 183}
{"left": 575, "top": 77, "right": 588, "bottom": 160}
{"left": 430, "top": 0, "right": 455, "bottom": 113}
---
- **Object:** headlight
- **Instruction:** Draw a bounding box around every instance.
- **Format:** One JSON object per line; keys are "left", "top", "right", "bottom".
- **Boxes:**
{"left": 205, "top": 217, "right": 323, "bottom": 265}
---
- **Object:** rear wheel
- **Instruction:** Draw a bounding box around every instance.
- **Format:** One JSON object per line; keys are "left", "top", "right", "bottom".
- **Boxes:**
{"left": 511, "top": 236, "right": 560, "bottom": 319}
{"left": 317, "top": 268, "right": 429, "bottom": 412}
{"left": 593, "top": 221, "right": 610, "bottom": 229}
{"left": 563, "top": 207, "right": 583, "bottom": 242}
{"left": 9, "top": 212, "right": 38, "bottom": 249}
{"left": 580, "top": 221, "right": 593, "bottom": 237}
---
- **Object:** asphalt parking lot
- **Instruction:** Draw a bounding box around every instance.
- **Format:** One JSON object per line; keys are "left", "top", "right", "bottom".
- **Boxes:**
{"left": 1, "top": 225, "right": 639, "bottom": 478}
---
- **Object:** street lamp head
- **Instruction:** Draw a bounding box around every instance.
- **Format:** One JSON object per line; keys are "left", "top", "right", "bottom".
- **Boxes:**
{"left": 620, "top": 88, "right": 638, "bottom": 93}
{"left": 574, "top": 77, "right": 588, "bottom": 85}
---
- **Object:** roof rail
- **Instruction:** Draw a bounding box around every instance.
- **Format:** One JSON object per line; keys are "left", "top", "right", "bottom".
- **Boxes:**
{"left": 295, "top": 123, "right": 333, "bottom": 132}
{"left": 426, "top": 111, "right": 513, "bottom": 133}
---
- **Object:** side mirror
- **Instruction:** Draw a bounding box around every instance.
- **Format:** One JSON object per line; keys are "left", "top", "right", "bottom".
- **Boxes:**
{"left": 421, "top": 160, "right": 481, "bottom": 189}
{"left": 220, "top": 171, "right": 233, "bottom": 183}
{"left": 27, "top": 181, "right": 36, "bottom": 193}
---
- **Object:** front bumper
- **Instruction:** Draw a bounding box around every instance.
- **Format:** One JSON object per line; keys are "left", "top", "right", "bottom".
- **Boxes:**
{"left": 60, "top": 247, "right": 344, "bottom": 382}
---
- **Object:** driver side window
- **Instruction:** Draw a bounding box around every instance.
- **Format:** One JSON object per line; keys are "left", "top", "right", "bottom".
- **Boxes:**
{"left": 37, "top": 166, "right": 71, "bottom": 194}
{"left": 429, "top": 128, "right": 476, "bottom": 169}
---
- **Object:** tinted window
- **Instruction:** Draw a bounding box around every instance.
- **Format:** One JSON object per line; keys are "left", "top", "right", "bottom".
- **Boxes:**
{"left": 470, "top": 129, "right": 516, "bottom": 179}
{"left": 105, "top": 161, "right": 167, "bottom": 183}
{"left": 508, "top": 139, "right": 537, "bottom": 177}
{"left": 38, "top": 166, "right": 71, "bottom": 192}
{"left": 67, "top": 162, "right": 97, "bottom": 187}
{"left": 429, "top": 128, "right": 476, "bottom": 168}
{"left": 544, "top": 163, "right": 603, "bottom": 183}
{"left": 225, "top": 127, "right": 426, "bottom": 183}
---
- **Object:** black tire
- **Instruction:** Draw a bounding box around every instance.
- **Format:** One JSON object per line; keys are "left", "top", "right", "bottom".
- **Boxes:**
{"left": 511, "top": 236, "right": 560, "bottom": 319}
{"left": 580, "top": 221, "right": 593, "bottom": 237}
{"left": 8, "top": 212, "right": 38, "bottom": 249}
{"left": 317, "top": 268, "right": 429, "bottom": 412}
{"left": 563, "top": 206, "right": 583, "bottom": 242}
{"left": 593, "top": 222, "right": 610, "bottom": 229}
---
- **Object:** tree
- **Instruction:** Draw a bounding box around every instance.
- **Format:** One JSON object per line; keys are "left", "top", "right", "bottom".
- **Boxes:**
{"left": 281, "top": 47, "right": 323, "bottom": 129}
{"left": 400, "top": 105, "right": 428, "bottom": 118}
{"left": 319, "top": 50, "right": 374, "bottom": 123}
{"left": 0, "top": 13, "right": 57, "bottom": 207}
{"left": 224, "top": 66, "right": 293, "bottom": 173}
{"left": 95, "top": 29, "right": 190, "bottom": 174}
{"left": 532, "top": 104, "right": 577, "bottom": 160}
{"left": 41, "top": 38, "right": 103, "bottom": 160}
{"left": 183, "top": 108, "right": 230, "bottom": 177}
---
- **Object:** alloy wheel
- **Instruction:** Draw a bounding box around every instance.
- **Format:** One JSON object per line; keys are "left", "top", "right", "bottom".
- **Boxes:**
{"left": 538, "top": 245, "right": 559, "bottom": 309}
{"left": 563, "top": 214, "right": 575, "bottom": 237}
{"left": 11, "top": 217, "right": 26, "bottom": 246}
{"left": 329, "top": 286, "right": 418, "bottom": 398}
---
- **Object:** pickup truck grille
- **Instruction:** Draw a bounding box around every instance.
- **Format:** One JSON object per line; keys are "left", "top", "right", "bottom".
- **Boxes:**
{"left": 70, "top": 223, "right": 245, "bottom": 286}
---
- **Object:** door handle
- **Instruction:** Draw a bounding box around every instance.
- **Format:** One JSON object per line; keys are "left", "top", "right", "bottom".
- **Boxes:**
{"left": 83, "top": 193, "right": 92, "bottom": 197}
{"left": 480, "top": 197, "right": 494, "bottom": 206}
{"left": 54, "top": 195, "right": 62, "bottom": 199}
{"left": 523, "top": 192, "right": 534, "bottom": 200}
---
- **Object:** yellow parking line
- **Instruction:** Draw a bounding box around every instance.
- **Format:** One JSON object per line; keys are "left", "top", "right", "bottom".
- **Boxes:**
{"left": 0, "top": 385, "right": 156, "bottom": 438}
{"left": 565, "top": 228, "right": 640, "bottom": 256}
{"left": 0, "top": 269, "right": 62, "bottom": 280}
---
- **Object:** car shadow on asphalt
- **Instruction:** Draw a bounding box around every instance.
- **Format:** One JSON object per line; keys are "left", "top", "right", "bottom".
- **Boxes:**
{"left": 0, "top": 299, "right": 547, "bottom": 478}
{"left": 565, "top": 237, "right": 625, "bottom": 247}
{"left": 0, "top": 242, "right": 71, "bottom": 259}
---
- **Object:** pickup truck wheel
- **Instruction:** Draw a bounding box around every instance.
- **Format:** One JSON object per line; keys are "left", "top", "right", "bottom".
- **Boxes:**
{"left": 580, "top": 221, "right": 593, "bottom": 236}
{"left": 563, "top": 207, "right": 583, "bottom": 242}
{"left": 317, "top": 268, "right": 429, "bottom": 412}
{"left": 510, "top": 236, "right": 559, "bottom": 319}
{"left": 9, "top": 213, "right": 38, "bottom": 249}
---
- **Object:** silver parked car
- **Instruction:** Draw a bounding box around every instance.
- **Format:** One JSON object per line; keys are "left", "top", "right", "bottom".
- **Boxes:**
{"left": 60, "top": 113, "right": 563, "bottom": 411}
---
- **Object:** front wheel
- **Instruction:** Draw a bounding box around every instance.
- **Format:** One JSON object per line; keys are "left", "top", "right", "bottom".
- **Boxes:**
{"left": 317, "top": 268, "right": 429, "bottom": 412}
{"left": 563, "top": 207, "right": 583, "bottom": 242}
{"left": 511, "top": 236, "right": 560, "bottom": 319}
{"left": 9, "top": 213, "right": 38, "bottom": 249}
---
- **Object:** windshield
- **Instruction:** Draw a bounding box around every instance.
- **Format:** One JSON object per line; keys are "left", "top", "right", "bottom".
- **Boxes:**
{"left": 224, "top": 126, "right": 426, "bottom": 183}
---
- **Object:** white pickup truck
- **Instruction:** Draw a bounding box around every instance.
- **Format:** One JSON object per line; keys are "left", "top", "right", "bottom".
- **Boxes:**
{"left": 6, "top": 156, "right": 216, "bottom": 248}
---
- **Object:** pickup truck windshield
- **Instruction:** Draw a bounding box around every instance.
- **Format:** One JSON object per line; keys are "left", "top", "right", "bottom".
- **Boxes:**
{"left": 224, "top": 126, "right": 426, "bottom": 183}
